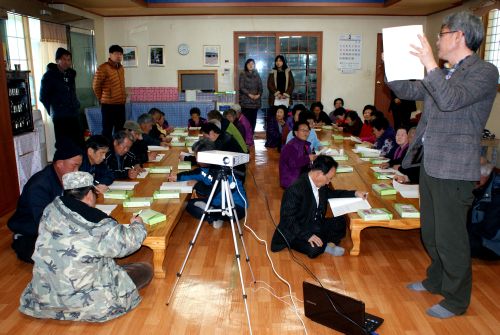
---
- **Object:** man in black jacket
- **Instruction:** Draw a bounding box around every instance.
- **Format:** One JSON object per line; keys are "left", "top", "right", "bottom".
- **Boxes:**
{"left": 8, "top": 140, "right": 82, "bottom": 263}
{"left": 39, "top": 48, "right": 82, "bottom": 147}
{"left": 79, "top": 135, "right": 114, "bottom": 193}
{"left": 104, "top": 130, "right": 142, "bottom": 179}
{"left": 271, "top": 155, "right": 367, "bottom": 258}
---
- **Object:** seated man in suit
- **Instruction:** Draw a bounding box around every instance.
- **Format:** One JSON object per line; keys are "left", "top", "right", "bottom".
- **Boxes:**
{"left": 104, "top": 130, "right": 142, "bottom": 179}
{"left": 79, "top": 135, "right": 114, "bottom": 193}
{"left": 271, "top": 155, "right": 367, "bottom": 258}
{"left": 8, "top": 140, "right": 83, "bottom": 263}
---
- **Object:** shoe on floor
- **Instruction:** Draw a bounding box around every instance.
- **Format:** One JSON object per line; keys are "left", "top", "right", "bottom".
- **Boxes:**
{"left": 324, "top": 243, "right": 345, "bottom": 256}
{"left": 407, "top": 281, "right": 427, "bottom": 292}
{"left": 193, "top": 201, "right": 207, "bottom": 211}
{"left": 212, "top": 220, "right": 224, "bottom": 229}
{"left": 426, "top": 304, "right": 456, "bottom": 319}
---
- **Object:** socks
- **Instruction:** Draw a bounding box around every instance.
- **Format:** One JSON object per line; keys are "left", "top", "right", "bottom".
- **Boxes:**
{"left": 406, "top": 282, "right": 427, "bottom": 292}
{"left": 325, "top": 243, "right": 345, "bottom": 256}
{"left": 426, "top": 304, "right": 456, "bottom": 319}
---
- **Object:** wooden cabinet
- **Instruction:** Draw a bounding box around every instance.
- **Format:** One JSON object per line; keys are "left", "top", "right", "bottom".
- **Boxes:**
{"left": 0, "top": 41, "right": 21, "bottom": 216}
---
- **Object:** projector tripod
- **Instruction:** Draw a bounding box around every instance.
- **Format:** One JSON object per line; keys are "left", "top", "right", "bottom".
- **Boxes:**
{"left": 167, "top": 167, "right": 256, "bottom": 334}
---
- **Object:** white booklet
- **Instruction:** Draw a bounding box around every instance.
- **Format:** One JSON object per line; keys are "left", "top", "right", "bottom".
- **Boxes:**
{"left": 392, "top": 179, "right": 419, "bottom": 198}
{"left": 328, "top": 197, "right": 371, "bottom": 217}
{"left": 108, "top": 181, "right": 139, "bottom": 191}
{"left": 382, "top": 25, "right": 425, "bottom": 81}
{"left": 370, "top": 167, "right": 398, "bottom": 173}
{"left": 95, "top": 204, "right": 117, "bottom": 216}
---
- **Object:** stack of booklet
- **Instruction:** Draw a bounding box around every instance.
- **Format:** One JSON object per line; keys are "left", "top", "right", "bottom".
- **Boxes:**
{"left": 160, "top": 181, "right": 193, "bottom": 193}
{"left": 103, "top": 190, "right": 133, "bottom": 200}
{"left": 178, "top": 161, "right": 192, "bottom": 170}
{"left": 123, "top": 197, "right": 153, "bottom": 208}
{"left": 153, "top": 190, "right": 181, "bottom": 199}
{"left": 357, "top": 208, "right": 393, "bottom": 221}
{"left": 370, "top": 157, "right": 390, "bottom": 164}
{"left": 170, "top": 141, "right": 186, "bottom": 147}
{"left": 149, "top": 166, "right": 172, "bottom": 174}
{"left": 394, "top": 203, "right": 420, "bottom": 218}
{"left": 332, "top": 134, "right": 344, "bottom": 141}
{"left": 322, "top": 125, "right": 333, "bottom": 130}
{"left": 135, "top": 209, "right": 167, "bottom": 226}
{"left": 372, "top": 183, "right": 397, "bottom": 196}
{"left": 148, "top": 145, "right": 169, "bottom": 151}
{"left": 336, "top": 165, "right": 354, "bottom": 173}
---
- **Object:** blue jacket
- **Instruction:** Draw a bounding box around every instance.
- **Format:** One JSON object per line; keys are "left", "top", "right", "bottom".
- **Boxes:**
{"left": 178, "top": 167, "right": 248, "bottom": 208}
{"left": 39, "top": 63, "right": 80, "bottom": 118}
{"left": 8, "top": 165, "right": 63, "bottom": 236}
{"left": 79, "top": 153, "right": 115, "bottom": 186}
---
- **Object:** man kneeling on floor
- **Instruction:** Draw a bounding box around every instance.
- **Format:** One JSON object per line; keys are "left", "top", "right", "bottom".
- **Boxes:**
{"left": 271, "top": 155, "right": 367, "bottom": 258}
{"left": 19, "top": 171, "right": 153, "bottom": 322}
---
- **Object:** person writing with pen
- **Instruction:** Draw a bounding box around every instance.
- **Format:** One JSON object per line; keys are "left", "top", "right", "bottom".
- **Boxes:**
{"left": 104, "top": 130, "right": 144, "bottom": 179}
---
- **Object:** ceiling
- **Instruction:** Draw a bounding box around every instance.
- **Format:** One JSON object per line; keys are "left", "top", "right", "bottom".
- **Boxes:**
{"left": 44, "top": 0, "right": 466, "bottom": 17}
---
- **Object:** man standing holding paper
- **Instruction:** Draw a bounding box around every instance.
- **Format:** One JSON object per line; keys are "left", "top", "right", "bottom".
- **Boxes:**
{"left": 386, "top": 12, "right": 498, "bottom": 319}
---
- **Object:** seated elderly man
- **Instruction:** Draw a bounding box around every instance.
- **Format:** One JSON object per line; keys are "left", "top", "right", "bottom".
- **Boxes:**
{"left": 467, "top": 158, "right": 500, "bottom": 260}
{"left": 19, "top": 171, "right": 152, "bottom": 322}
{"left": 104, "top": 130, "right": 142, "bottom": 179}
{"left": 79, "top": 135, "right": 114, "bottom": 193}
{"left": 271, "top": 155, "right": 367, "bottom": 258}
{"left": 124, "top": 120, "right": 159, "bottom": 165}
{"left": 8, "top": 140, "right": 82, "bottom": 263}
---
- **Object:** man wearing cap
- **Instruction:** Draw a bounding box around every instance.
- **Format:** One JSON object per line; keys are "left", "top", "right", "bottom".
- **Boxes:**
{"left": 124, "top": 119, "right": 162, "bottom": 165}
{"left": 19, "top": 171, "right": 152, "bottom": 322}
{"left": 93, "top": 45, "right": 126, "bottom": 141}
{"left": 8, "top": 141, "right": 83, "bottom": 263}
{"left": 104, "top": 130, "right": 142, "bottom": 179}
{"left": 40, "top": 47, "right": 82, "bottom": 146}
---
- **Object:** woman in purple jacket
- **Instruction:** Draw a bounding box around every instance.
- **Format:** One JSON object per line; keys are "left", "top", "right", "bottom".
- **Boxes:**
{"left": 279, "top": 120, "right": 316, "bottom": 188}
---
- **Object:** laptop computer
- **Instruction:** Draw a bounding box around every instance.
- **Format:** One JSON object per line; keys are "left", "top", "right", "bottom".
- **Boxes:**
{"left": 303, "top": 281, "right": 384, "bottom": 335}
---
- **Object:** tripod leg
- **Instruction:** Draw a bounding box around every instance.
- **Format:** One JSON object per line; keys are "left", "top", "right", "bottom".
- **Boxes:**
{"left": 221, "top": 180, "right": 253, "bottom": 334}
{"left": 228, "top": 187, "right": 256, "bottom": 284}
{"left": 166, "top": 179, "right": 220, "bottom": 306}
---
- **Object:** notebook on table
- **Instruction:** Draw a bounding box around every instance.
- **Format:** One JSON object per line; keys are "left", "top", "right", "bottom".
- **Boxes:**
{"left": 303, "top": 281, "right": 384, "bottom": 335}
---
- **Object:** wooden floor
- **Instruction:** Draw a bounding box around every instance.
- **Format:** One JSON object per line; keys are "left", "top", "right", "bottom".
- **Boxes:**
{"left": 1, "top": 138, "right": 499, "bottom": 334}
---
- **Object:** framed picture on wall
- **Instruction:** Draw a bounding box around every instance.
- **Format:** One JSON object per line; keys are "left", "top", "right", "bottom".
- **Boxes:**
{"left": 203, "top": 45, "right": 220, "bottom": 67}
{"left": 122, "top": 46, "right": 138, "bottom": 67}
{"left": 148, "top": 45, "right": 165, "bottom": 66}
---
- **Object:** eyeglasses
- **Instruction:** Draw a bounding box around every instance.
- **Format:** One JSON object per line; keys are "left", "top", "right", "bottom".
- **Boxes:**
{"left": 297, "top": 128, "right": 310, "bottom": 133}
{"left": 437, "top": 31, "right": 458, "bottom": 39}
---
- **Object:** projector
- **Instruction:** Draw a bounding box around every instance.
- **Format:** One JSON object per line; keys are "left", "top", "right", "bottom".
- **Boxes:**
{"left": 197, "top": 150, "right": 249, "bottom": 167}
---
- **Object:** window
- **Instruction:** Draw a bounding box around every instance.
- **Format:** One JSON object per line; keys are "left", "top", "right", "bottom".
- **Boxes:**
{"left": 6, "top": 13, "right": 28, "bottom": 71}
{"left": 235, "top": 32, "right": 322, "bottom": 108}
{"left": 484, "top": 9, "right": 500, "bottom": 85}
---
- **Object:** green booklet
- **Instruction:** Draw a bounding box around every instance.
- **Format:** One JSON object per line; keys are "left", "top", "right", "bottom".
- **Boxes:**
{"left": 394, "top": 203, "right": 420, "bottom": 218}
{"left": 103, "top": 190, "right": 132, "bottom": 200}
{"left": 336, "top": 165, "right": 353, "bottom": 173}
{"left": 331, "top": 134, "right": 344, "bottom": 141}
{"left": 149, "top": 166, "right": 172, "bottom": 174}
{"left": 332, "top": 154, "right": 349, "bottom": 161}
{"left": 374, "top": 171, "right": 395, "bottom": 180}
{"left": 322, "top": 125, "right": 333, "bottom": 130}
{"left": 372, "top": 183, "right": 397, "bottom": 196}
{"left": 123, "top": 197, "right": 153, "bottom": 208}
{"left": 153, "top": 190, "right": 180, "bottom": 199}
{"left": 135, "top": 209, "right": 167, "bottom": 226}
{"left": 170, "top": 141, "right": 186, "bottom": 147}
{"left": 319, "top": 140, "right": 330, "bottom": 146}
{"left": 178, "top": 161, "right": 192, "bottom": 170}
{"left": 357, "top": 208, "right": 393, "bottom": 221}
{"left": 370, "top": 157, "right": 390, "bottom": 164}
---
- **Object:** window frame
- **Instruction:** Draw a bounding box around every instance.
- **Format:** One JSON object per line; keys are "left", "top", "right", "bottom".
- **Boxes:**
{"left": 479, "top": 6, "right": 500, "bottom": 91}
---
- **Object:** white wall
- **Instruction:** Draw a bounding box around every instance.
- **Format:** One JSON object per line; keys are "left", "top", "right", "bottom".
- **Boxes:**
{"left": 102, "top": 15, "right": 425, "bottom": 113}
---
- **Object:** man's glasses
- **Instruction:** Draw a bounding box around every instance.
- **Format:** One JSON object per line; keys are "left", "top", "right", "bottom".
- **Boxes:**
{"left": 437, "top": 31, "right": 458, "bottom": 39}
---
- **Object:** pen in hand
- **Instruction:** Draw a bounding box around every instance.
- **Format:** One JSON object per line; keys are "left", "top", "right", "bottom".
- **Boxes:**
{"left": 134, "top": 210, "right": 143, "bottom": 219}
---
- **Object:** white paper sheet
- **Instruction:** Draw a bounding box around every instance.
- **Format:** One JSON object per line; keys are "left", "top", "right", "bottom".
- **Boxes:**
{"left": 383, "top": 25, "right": 424, "bottom": 81}
{"left": 274, "top": 98, "right": 289, "bottom": 107}
{"left": 392, "top": 179, "right": 419, "bottom": 198}
{"left": 95, "top": 204, "right": 117, "bottom": 215}
{"left": 149, "top": 153, "right": 165, "bottom": 163}
{"left": 136, "top": 169, "right": 149, "bottom": 179}
{"left": 328, "top": 197, "right": 372, "bottom": 217}
{"left": 160, "top": 181, "right": 193, "bottom": 193}
{"left": 370, "top": 167, "right": 398, "bottom": 173}
{"left": 108, "top": 181, "right": 139, "bottom": 191}
{"left": 148, "top": 145, "right": 169, "bottom": 151}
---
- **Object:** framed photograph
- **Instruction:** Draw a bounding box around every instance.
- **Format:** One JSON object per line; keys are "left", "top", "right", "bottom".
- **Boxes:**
{"left": 148, "top": 45, "right": 165, "bottom": 66}
{"left": 203, "top": 45, "right": 220, "bottom": 67}
{"left": 122, "top": 46, "right": 138, "bottom": 67}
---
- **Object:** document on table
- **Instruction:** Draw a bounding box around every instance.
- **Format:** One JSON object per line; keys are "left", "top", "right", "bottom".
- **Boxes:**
{"left": 148, "top": 145, "right": 169, "bottom": 151}
{"left": 382, "top": 25, "right": 424, "bottom": 81}
{"left": 392, "top": 179, "right": 419, "bottom": 198}
{"left": 95, "top": 204, "right": 117, "bottom": 216}
{"left": 370, "top": 167, "right": 398, "bottom": 173}
{"left": 328, "top": 197, "right": 372, "bottom": 217}
{"left": 108, "top": 181, "right": 139, "bottom": 191}
{"left": 136, "top": 169, "right": 149, "bottom": 179}
{"left": 149, "top": 153, "right": 165, "bottom": 163}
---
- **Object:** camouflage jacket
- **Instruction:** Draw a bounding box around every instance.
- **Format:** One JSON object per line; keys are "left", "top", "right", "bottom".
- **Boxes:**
{"left": 19, "top": 196, "right": 147, "bottom": 322}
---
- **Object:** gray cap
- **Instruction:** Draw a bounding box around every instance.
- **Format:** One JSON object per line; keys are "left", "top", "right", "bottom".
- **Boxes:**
{"left": 123, "top": 120, "right": 143, "bottom": 134}
{"left": 231, "top": 104, "right": 242, "bottom": 112}
{"left": 62, "top": 171, "right": 94, "bottom": 190}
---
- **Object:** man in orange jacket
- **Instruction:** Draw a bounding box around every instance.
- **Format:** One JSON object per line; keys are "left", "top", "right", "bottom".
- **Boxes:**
{"left": 93, "top": 45, "right": 126, "bottom": 141}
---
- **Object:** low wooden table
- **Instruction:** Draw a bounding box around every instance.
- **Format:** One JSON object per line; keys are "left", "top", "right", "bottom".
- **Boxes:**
{"left": 99, "top": 145, "right": 194, "bottom": 278}
{"left": 318, "top": 129, "right": 421, "bottom": 255}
